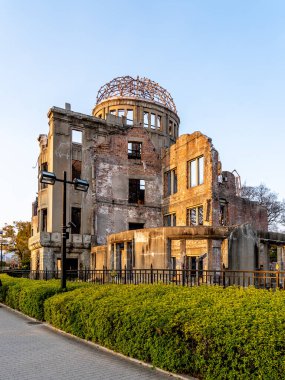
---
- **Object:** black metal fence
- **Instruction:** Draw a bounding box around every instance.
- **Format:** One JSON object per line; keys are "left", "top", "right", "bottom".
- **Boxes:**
{"left": 2, "top": 268, "right": 285, "bottom": 289}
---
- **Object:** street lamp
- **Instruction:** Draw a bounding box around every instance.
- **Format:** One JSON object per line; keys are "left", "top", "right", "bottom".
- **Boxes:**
{"left": 39, "top": 170, "right": 89, "bottom": 289}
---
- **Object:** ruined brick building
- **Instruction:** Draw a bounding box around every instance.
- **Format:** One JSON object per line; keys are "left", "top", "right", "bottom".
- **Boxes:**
{"left": 28, "top": 76, "right": 285, "bottom": 273}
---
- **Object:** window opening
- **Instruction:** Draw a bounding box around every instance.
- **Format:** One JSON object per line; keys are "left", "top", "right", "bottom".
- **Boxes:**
{"left": 144, "top": 112, "right": 149, "bottom": 128}
{"left": 127, "top": 241, "right": 134, "bottom": 269}
{"left": 163, "top": 213, "right": 176, "bottom": 227}
{"left": 118, "top": 109, "right": 125, "bottom": 118}
{"left": 66, "top": 258, "right": 78, "bottom": 270}
{"left": 128, "top": 179, "right": 145, "bottom": 204}
{"left": 129, "top": 223, "right": 144, "bottom": 230}
{"left": 72, "top": 130, "right": 82, "bottom": 144}
{"left": 189, "top": 156, "right": 204, "bottom": 187}
{"left": 116, "top": 242, "right": 124, "bottom": 270}
{"left": 185, "top": 256, "right": 197, "bottom": 276}
{"left": 128, "top": 142, "right": 142, "bottom": 159}
{"left": 40, "top": 162, "right": 48, "bottom": 189}
{"left": 110, "top": 244, "right": 115, "bottom": 270}
{"left": 186, "top": 206, "right": 203, "bottom": 226}
{"left": 171, "top": 256, "right": 176, "bottom": 270}
{"left": 164, "top": 169, "right": 177, "bottom": 196}
{"left": 71, "top": 207, "right": 81, "bottom": 234}
{"left": 126, "top": 109, "right": 133, "bottom": 125}
{"left": 41, "top": 208, "right": 47, "bottom": 232}
{"left": 72, "top": 160, "right": 82, "bottom": 180}
{"left": 169, "top": 120, "right": 173, "bottom": 135}
{"left": 219, "top": 199, "right": 228, "bottom": 226}
{"left": 157, "top": 115, "right": 161, "bottom": 129}
{"left": 110, "top": 109, "right": 116, "bottom": 115}
{"left": 151, "top": 113, "right": 156, "bottom": 129}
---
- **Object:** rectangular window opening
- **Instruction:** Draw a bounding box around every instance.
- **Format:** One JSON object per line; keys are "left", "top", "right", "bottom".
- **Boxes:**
{"left": 187, "top": 206, "right": 203, "bottom": 226}
{"left": 71, "top": 207, "right": 81, "bottom": 234}
{"left": 72, "top": 159, "right": 82, "bottom": 180}
{"left": 143, "top": 112, "right": 149, "bottom": 128}
{"left": 189, "top": 156, "right": 204, "bottom": 188}
{"left": 127, "top": 241, "right": 134, "bottom": 269}
{"left": 118, "top": 109, "right": 125, "bottom": 118}
{"left": 129, "top": 223, "right": 144, "bottom": 230}
{"left": 72, "top": 130, "right": 82, "bottom": 144}
{"left": 164, "top": 168, "right": 177, "bottom": 196}
{"left": 128, "top": 142, "right": 142, "bottom": 159}
{"left": 40, "top": 162, "right": 48, "bottom": 189}
{"left": 169, "top": 120, "right": 173, "bottom": 136}
{"left": 157, "top": 115, "right": 161, "bottom": 129}
{"left": 151, "top": 113, "right": 156, "bottom": 129}
{"left": 129, "top": 179, "right": 145, "bottom": 205}
{"left": 163, "top": 213, "right": 176, "bottom": 227}
{"left": 126, "top": 109, "right": 133, "bottom": 125}
{"left": 41, "top": 208, "right": 47, "bottom": 232}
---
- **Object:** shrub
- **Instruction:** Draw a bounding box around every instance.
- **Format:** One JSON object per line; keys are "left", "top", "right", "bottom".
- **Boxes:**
{"left": 0, "top": 274, "right": 90, "bottom": 320}
{"left": 2, "top": 274, "right": 285, "bottom": 379}
{"left": 44, "top": 284, "right": 285, "bottom": 379}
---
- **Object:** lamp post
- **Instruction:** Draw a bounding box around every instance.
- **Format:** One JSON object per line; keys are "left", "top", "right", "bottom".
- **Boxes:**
{"left": 39, "top": 170, "right": 89, "bottom": 289}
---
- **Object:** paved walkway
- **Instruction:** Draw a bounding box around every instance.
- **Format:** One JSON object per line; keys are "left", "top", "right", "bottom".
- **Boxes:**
{"left": 0, "top": 305, "right": 186, "bottom": 380}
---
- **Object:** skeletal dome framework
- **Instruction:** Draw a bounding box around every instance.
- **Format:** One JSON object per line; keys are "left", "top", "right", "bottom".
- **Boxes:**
{"left": 96, "top": 75, "right": 177, "bottom": 113}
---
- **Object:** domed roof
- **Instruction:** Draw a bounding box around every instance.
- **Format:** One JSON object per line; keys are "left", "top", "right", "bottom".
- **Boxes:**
{"left": 96, "top": 76, "right": 177, "bottom": 113}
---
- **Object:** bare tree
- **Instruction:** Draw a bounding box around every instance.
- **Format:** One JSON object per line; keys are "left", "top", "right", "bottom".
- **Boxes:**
{"left": 241, "top": 183, "right": 285, "bottom": 229}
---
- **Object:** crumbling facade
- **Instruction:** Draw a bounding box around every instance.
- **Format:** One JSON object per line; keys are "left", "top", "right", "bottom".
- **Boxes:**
{"left": 29, "top": 75, "right": 279, "bottom": 273}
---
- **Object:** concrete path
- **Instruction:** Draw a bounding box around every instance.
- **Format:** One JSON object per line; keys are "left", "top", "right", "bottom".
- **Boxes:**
{"left": 0, "top": 305, "right": 187, "bottom": 380}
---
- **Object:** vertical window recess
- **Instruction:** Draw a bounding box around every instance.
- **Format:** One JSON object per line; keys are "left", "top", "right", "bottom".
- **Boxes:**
{"left": 186, "top": 206, "right": 203, "bottom": 226}
{"left": 128, "top": 179, "right": 145, "bottom": 204}
{"left": 189, "top": 156, "right": 204, "bottom": 187}
{"left": 72, "top": 160, "right": 82, "bottom": 180}
{"left": 71, "top": 207, "right": 81, "bottom": 234}
{"left": 126, "top": 109, "right": 133, "bottom": 125}
{"left": 163, "top": 213, "right": 176, "bottom": 227}
{"left": 41, "top": 208, "right": 47, "bottom": 232}
{"left": 128, "top": 142, "right": 142, "bottom": 159}
{"left": 72, "top": 130, "right": 82, "bottom": 144}
{"left": 143, "top": 112, "right": 149, "bottom": 128}
{"left": 164, "top": 169, "right": 177, "bottom": 196}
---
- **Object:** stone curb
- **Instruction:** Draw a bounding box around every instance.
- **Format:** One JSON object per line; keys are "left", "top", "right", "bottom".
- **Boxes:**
{"left": 0, "top": 303, "right": 197, "bottom": 380}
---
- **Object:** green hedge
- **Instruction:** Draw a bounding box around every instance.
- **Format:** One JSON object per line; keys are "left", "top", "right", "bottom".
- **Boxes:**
{"left": 0, "top": 274, "right": 90, "bottom": 320}
{"left": 2, "top": 275, "right": 285, "bottom": 379}
{"left": 44, "top": 284, "right": 285, "bottom": 379}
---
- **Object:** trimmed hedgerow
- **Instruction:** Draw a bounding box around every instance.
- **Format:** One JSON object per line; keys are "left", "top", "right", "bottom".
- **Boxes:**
{"left": 44, "top": 284, "right": 285, "bottom": 379}
{"left": 0, "top": 274, "right": 90, "bottom": 320}
{"left": 2, "top": 274, "right": 285, "bottom": 379}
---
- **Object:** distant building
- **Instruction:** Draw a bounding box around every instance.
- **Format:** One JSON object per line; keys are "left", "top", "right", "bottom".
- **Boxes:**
{"left": 28, "top": 76, "right": 285, "bottom": 273}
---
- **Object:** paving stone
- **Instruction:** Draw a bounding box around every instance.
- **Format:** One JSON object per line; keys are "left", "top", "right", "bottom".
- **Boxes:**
{"left": 0, "top": 306, "right": 181, "bottom": 380}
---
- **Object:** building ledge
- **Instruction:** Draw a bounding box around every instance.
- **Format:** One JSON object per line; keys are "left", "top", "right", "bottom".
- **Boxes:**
{"left": 28, "top": 232, "right": 92, "bottom": 250}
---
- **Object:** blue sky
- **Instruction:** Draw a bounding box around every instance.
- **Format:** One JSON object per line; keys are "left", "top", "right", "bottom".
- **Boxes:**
{"left": 0, "top": 0, "right": 285, "bottom": 228}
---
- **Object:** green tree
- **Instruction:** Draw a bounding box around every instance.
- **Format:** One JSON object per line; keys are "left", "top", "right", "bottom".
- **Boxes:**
{"left": 3, "top": 221, "right": 31, "bottom": 268}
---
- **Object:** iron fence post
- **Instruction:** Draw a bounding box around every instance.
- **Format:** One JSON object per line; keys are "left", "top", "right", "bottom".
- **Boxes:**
{"left": 182, "top": 264, "right": 185, "bottom": 286}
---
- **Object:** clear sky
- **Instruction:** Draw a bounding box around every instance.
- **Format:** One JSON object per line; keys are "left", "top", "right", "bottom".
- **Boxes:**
{"left": 0, "top": 0, "right": 285, "bottom": 228}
